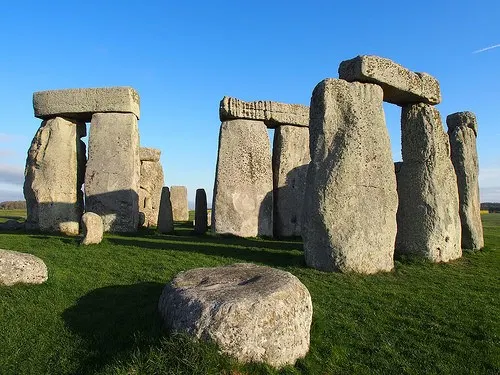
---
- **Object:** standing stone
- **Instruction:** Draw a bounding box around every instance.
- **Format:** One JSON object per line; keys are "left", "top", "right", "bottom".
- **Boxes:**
{"left": 24, "top": 117, "right": 86, "bottom": 235}
{"left": 446, "top": 112, "right": 484, "bottom": 249}
{"left": 85, "top": 113, "right": 140, "bottom": 233}
{"left": 273, "top": 125, "right": 310, "bottom": 237}
{"left": 194, "top": 189, "right": 208, "bottom": 234}
{"left": 170, "top": 186, "right": 189, "bottom": 221}
{"left": 302, "top": 79, "right": 397, "bottom": 274}
{"left": 139, "top": 149, "right": 164, "bottom": 227}
{"left": 157, "top": 187, "right": 174, "bottom": 234}
{"left": 396, "top": 103, "right": 461, "bottom": 262}
{"left": 81, "top": 212, "right": 104, "bottom": 245}
{"left": 212, "top": 119, "right": 273, "bottom": 237}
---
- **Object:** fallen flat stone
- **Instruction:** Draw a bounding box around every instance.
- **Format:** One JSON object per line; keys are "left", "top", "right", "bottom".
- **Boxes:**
{"left": 212, "top": 119, "right": 273, "bottom": 237}
{"left": 81, "top": 212, "right": 104, "bottom": 245}
{"left": 139, "top": 147, "right": 161, "bottom": 162}
{"left": 273, "top": 125, "right": 310, "bottom": 237}
{"left": 157, "top": 187, "right": 174, "bottom": 234}
{"left": 33, "top": 87, "right": 140, "bottom": 121}
{"left": 170, "top": 186, "right": 189, "bottom": 222}
{"left": 85, "top": 113, "right": 140, "bottom": 233}
{"left": 302, "top": 79, "right": 397, "bottom": 274}
{"left": 24, "top": 117, "right": 86, "bottom": 235}
{"left": 220, "top": 96, "right": 309, "bottom": 128}
{"left": 396, "top": 103, "right": 461, "bottom": 262}
{"left": 0, "top": 249, "right": 48, "bottom": 286}
{"left": 194, "top": 188, "right": 208, "bottom": 234}
{"left": 158, "top": 263, "right": 312, "bottom": 368}
{"left": 447, "top": 111, "right": 484, "bottom": 249}
{"left": 139, "top": 160, "right": 164, "bottom": 227}
{"left": 338, "top": 55, "right": 441, "bottom": 105}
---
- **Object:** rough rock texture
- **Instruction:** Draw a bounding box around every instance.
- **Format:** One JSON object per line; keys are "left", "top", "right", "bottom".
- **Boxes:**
{"left": 81, "top": 212, "right": 104, "bottom": 245}
{"left": 170, "top": 186, "right": 189, "bottom": 222}
{"left": 23, "top": 117, "right": 86, "bottom": 235}
{"left": 273, "top": 125, "right": 310, "bottom": 237}
{"left": 338, "top": 55, "right": 441, "bottom": 105}
{"left": 194, "top": 188, "right": 208, "bottom": 234}
{"left": 446, "top": 112, "right": 484, "bottom": 249}
{"left": 396, "top": 104, "right": 461, "bottom": 262}
{"left": 220, "top": 96, "right": 309, "bottom": 128}
{"left": 157, "top": 187, "right": 174, "bottom": 234}
{"left": 139, "top": 157, "right": 164, "bottom": 227}
{"left": 85, "top": 113, "right": 140, "bottom": 233}
{"left": 0, "top": 249, "right": 48, "bottom": 286}
{"left": 212, "top": 119, "right": 273, "bottom": 237}
{"left": 158, "top": 263, "right": 312, "bottom": 368}
{"left": 33, "top": 87, "right": 140, "bottom": 121}
{"left": 302, "top": 79, "right": 397, "bottom": 274}
{"left": 139, "top": 147, "right": 161, "bottom": 162}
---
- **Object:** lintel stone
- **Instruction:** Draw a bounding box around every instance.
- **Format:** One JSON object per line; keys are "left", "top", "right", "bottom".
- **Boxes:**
{"left": 33, "top": 87, "right": 140, "bottom": 121}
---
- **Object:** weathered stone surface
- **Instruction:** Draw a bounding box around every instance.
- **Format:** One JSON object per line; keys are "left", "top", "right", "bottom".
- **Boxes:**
{"left": 194, "top": 189, "right": 208, "bottom": 234}
{"left": 302, "top": 79, "right": 397, "bottom": 274}
{"left": 23, "top": 117, "right": 86, "bottom": 235}
{"left": 85, "top": 113, "right": 140, "bottom": 233}
{"left": 447, "top": 112, "right": 484, "bottom": 250}
{"left": 158, "top": 263, "right": 312, "bottom": 368}
{"left": 139, "top": 147, "right": 161, "bottom": 162}
{"left": 212, "top": 119, "right": 273, "bottom": 237}
{"left": 0, "top": 249, "right": 48, "bottom": 286}
{"left": 273, "top": 125, "right": 310, "bottom": 237}
{"left": 139, "top": 160, "right": 164, "bottom": 227}
{"left": 157, "top": 187, "right": 174, "bottom": 234}
{"left": 33, "top": 87, "right": 140, "bottom": 121}
{"left": 170, "top": 186, "right": 189, "bottom": 222}
{"left": 338, "top": 55, "right": 441, "bottom": 105}
{"left": 396, "top": 104, "right": 461, "bottom": 262}
{"left": 220, "top": 96, "right": 309, "bottom": 128}
{"left": 80, "top": 212, "right": 103, "bottom": 245}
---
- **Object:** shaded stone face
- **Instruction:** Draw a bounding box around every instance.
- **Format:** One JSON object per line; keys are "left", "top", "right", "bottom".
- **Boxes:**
{"left": 396, "top": 104, "right": 461, "bottom": 262}
{"left": 158, "top": 263, "right": 312, "bottom": 368}
{"left": 85, "top": 113, "right": 140, "bottom": 233}
{"left": 157, "top": 187, "right": 174, "bottom": 234}
{"left": 194, "top": 188, "right": 208, "bottom": 234}
{"left": 212, "top": 119, "right": 273, "bottom": 237}
{"left": 302, "top": 79, "right": 397, "bottom": 274}
{"left": 23, "top": 117, "right": 86, "bottom": 235}
{"left": 338, "top": 55, "right": 441, "bottom": 105}
{"left": 170, "top": 186, "right": 189, "bottom": 222}
{"left": 272, "top": 125, "right": 310, "bottom": 237}
{"left": 446, "top": 112, "right": 484, "bottom": 250}
{"left": 33, "top": 87, "right": 140, "bottom": 121}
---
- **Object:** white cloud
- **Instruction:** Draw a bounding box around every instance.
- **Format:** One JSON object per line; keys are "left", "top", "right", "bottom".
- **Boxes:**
{"left": 480, "top": 187, "right": 500, "bottom": 203}
{"left": 479, "top": 167, "right": 500, "bottom": 188}
{"left": 0, "top": 164, "right": 24, "bottom": 185}
{"left": 473, "top": 44, "right": 500, "bottom": 54}
{"left": 0, "top": 183, "right": 24, "bottom": 202}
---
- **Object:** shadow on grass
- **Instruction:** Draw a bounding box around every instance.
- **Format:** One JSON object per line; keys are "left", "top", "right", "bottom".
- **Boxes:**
{"left": 62, "top": 282, "right": 165, "bottom": 375}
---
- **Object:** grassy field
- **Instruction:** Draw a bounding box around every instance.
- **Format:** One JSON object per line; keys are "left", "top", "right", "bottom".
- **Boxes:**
{"left": 0, "top": 211, "right": 499, "bottom": 375}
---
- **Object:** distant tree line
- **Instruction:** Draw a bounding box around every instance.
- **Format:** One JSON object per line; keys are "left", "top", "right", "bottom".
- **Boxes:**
{"left": 0, "top": 201, "right": 26, "bottom": 210}
{"left": 480, "top": 202, "right": 500, "bottom": 213}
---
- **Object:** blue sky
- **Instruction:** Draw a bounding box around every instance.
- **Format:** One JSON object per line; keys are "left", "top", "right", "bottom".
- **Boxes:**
{"left": 0, "top": 0, "right": 499, "bottom": 204}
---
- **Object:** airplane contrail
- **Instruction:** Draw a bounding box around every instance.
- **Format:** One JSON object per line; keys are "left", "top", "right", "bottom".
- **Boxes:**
{"left": 473, "top": 44, "right": 500, "bottom": 53}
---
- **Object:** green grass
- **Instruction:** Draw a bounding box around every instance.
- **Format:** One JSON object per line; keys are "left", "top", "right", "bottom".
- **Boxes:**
{"left": 0, "top": 211, "right": 499, "bottom": 375}
{"left": 0, "top": 209, "right": 26, "bottom": 223}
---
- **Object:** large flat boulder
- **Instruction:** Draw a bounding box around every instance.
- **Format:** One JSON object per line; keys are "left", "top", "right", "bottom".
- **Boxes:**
{"left": 158, "top": 263, "right": 312, "bottom": 368}
{"left": 338, "top": 55, "right": 441, "bottom": 105}
{"left": 23, "top": 117, "right": 86, "bottom": 235}
{"left": 33, "top": 87, "right": 140, "bottom": 121}
{"left": 446, "top": 111, "right": 484, "bottom": 250}
{"left": 396, "top": 103, "right": 461, "bottom": 262}
{"left": 212, "top": 119, "right": 273, "bottom": 237}
{"left": 302, "top": 79, "right": 397, "bottom": 274}
{"left": 220, "top": 96, "right": 309, "bottom": 128}
{"left": 0, "top": 249, "right": 48, "bottom": 286}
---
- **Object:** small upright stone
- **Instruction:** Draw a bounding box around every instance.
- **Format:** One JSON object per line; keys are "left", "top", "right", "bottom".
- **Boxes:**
{"left": 0, "top": 249, "right": 48, "bottom": 286}
{"left": 194, "top": 189, "right": 208, "bottom": 234}
{"left": 81, "top": 212, "right": 104, "bottom": 245}
{"left": 446, "top": 112, "right": 484, "bottom": 249}
{"left": 85, "top": 113, "right": 140, "bottom": 232}
{"left": 396, "top": 103, "right": 461, "bottom": 262}
{"left": 339, "top": 55, "right": 441, "bottom": 105}
{"left": 157, "top": 187, "right": 174, "bottom": 234}
{"left": 212, "top": 119, "right": 273, "bottom": 237}
{"left": 139, "top": 148, "right": 164, "bottom": 227}
{"left": 170, "top": 186, "right": 189, "bottom": 221}
{"left": 302, "top": 79, "right": 397, "bottom": 274}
